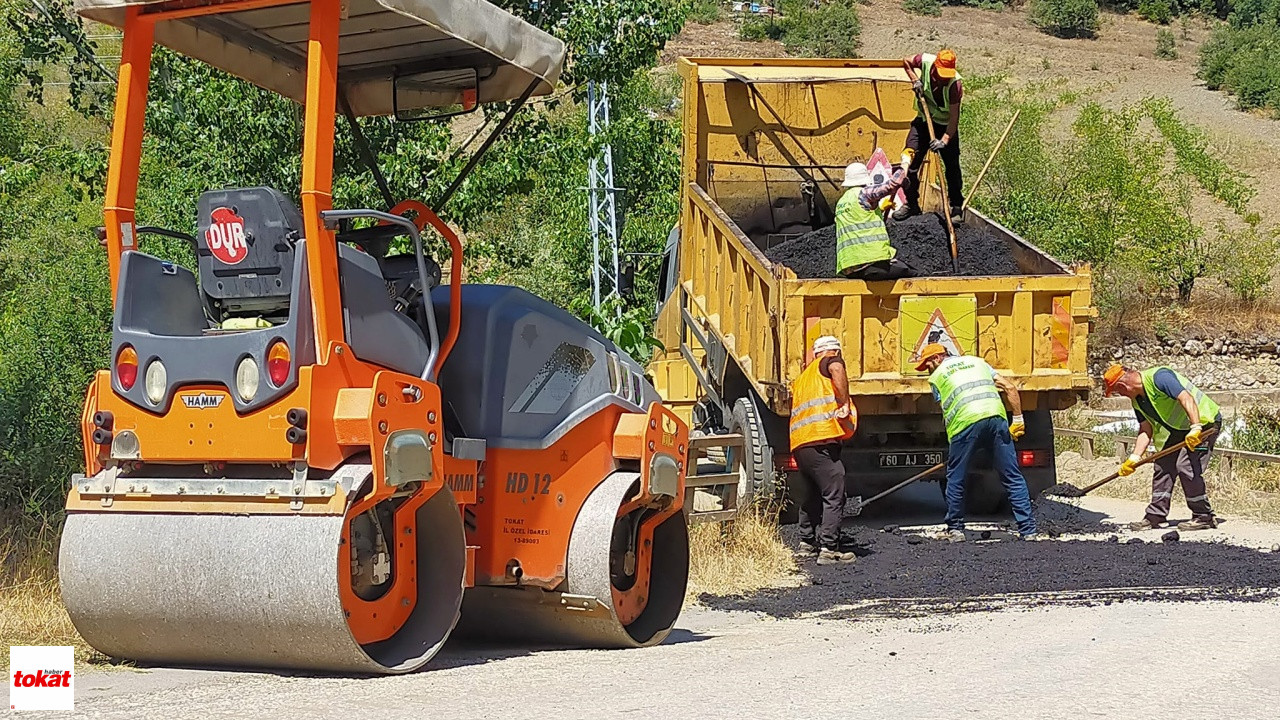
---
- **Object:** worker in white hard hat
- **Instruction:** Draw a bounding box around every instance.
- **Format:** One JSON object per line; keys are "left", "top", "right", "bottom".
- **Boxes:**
{"left": 789, "top": 335, "right": 857, "bottom": 564}
{"left": 836, "top": 160, "right": 912, "bottom": 280}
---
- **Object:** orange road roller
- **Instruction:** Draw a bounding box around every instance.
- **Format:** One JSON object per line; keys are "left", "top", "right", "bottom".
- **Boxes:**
{"left": 59, "top": 0, "right": 690, "bottom": 674}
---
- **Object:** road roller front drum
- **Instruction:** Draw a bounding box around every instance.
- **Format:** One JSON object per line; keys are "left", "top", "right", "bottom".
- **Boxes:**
{"left": 59, "top": 469, "right": 466, "bottom": 674}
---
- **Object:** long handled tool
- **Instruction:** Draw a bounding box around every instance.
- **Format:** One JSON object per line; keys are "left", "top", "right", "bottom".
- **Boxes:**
{"left": 844, "top": 462, "right": 945, "bottom": 517}
{"left": 962, "top": 108, "right": 1019, "bottom": 214}
{"left": 1051, "top": 428, "right": 1219, "bottom": 498}
{"left": 912, "top": 87, "right": 959, "bottom": 274}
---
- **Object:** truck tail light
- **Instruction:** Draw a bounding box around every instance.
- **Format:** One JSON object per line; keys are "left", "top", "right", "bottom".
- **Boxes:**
{"left": 116, "top": 346, "right": 138, "bottom": 390}
{"left": 1019, "top": 449, "right": 1048, "bottom": 468}
{"left": 774, "top": 453, "right": 798, "bottom": 471}
{"left": 266, "top": 341, "right": 291, "bottom": 387}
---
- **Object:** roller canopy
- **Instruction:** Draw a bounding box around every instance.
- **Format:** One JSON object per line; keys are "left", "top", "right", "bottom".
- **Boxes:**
{"left": 74, "top": 0, "right": 566, "bottom": 116}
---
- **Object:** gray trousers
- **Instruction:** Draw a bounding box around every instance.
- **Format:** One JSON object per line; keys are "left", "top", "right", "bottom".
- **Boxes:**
{"left": 1146, "top": 430, "right": 1215, "bottom": 522}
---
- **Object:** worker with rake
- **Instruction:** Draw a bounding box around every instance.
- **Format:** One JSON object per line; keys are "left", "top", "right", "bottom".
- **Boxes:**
{"left": 1102, "top": 364, "right": 1222, "bottom": 531}
{"left": 897, "top": 49, "right": 964, "bottom": 223}
{"left": 916, "top": 343, "right": 1043, "bottom": 541}
{"left": 790, "top": 335, "right": 858, "bottom": 564}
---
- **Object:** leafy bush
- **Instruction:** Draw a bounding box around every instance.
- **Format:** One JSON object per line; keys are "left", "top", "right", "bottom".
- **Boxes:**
{"left": 1139, "top": 0, "right": 1174, "bottom": 23}
{"left": 1234, "top": 406, "right": 1280, "bottom": 455}
{"left": 1212, "top": 221, "right": 1280, "bottom": 301}
{"left": 1029, "top": 0, "right": 1100, "bottom": 39}
{"left": 689, "top": 0, "right": 725, "bottom": 24}
{"left": 1155, "top": 28, "right": 1179, "bottom": 58}
{"left": 777, "top": 0, "right": 862, "bottom": 58}
{"left": 738, "top": 14, "right": 784, "bottom": 41}
{"left": 1229, "top": 0, "right": 1280, "bottom": 27}
{"left": 904, "top": 0, "right": 944, "bottom": 16}
{"left": 579, "top": 299, "right": 664, "bottom": 364}
{"left": 1197, "top": 22, "right": 1280, "bottom": 115}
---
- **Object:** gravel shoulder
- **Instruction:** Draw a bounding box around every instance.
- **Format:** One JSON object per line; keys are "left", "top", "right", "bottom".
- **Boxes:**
{"left": 60, "top": 492, "right": 1280, "bottom": 719}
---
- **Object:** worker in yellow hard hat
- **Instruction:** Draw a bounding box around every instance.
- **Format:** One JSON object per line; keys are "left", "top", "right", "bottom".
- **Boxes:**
{"left": 1102, "top": 364, "right": 1222, "bottom": 531}
{"left": 897, "top": 48, "right": 964, "bottom": 223}
{"left": 789, "top": 335, "right": 857, "bottom": 564}
{"left": 915, "top": 343, "right": 1041, "bottom": 541}
{"left": 835, "top": 161, "right": 912, "bottom": 280}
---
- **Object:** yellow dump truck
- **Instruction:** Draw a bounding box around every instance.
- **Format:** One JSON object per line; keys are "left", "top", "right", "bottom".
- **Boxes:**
{"left": 650, "top": 58, "right": 1095, "bottom": 512}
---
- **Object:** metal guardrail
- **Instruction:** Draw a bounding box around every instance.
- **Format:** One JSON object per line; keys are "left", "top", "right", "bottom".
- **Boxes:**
{"left": 1054, "top": 427, "right": 1280, "bottom": 483}
{"left": 683, "top": 433, "right": 745, "bottom": 525}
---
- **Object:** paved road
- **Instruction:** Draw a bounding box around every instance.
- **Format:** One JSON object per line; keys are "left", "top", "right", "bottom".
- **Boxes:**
{"left": 59, "top": 496, "right": 1280, "bottom": 719}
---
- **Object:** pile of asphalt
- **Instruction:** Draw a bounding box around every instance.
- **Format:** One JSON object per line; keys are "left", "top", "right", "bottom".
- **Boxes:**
{"left": 701, "top": 522, "right": 1280, "bottom": 620}
{"left": 763, "top": 212, "right": 1021, "bottom": 279}
{"left": 1045, "top": 482, "right": 1088, "bottom": 498}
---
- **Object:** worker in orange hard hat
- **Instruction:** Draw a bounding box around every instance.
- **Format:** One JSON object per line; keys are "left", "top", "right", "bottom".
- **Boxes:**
{"left": 1101, "top": 364, "right": 1222, "bottom": 531}
{"left": 897, "top": 48, "right": 964, "bottom": 223}
{"left": 916, "top": 343, "right": 1042, "bottom": 541}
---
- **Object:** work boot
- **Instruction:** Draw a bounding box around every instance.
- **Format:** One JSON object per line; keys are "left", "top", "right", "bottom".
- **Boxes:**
{"left": 1177, "top": 517, "right": 1219, "bottom": 531}
{"left": 1128, "top": 518, "right": 1163, "bottom": 531}
{"left": 797, "top": 540, "right": 819, "bottom": 557}
{"left": 816, "top": 547, "right": 856, "bottom": 565}
{"left": 1019, "top": 532, "right": 1051, "bottom": 541}
{"left": 891, "top": 205, "right": 920, "bottom": 221}
{"left": 939, "top": 529, "right": 966, "bottom": 543}
{"left": 949, "top": 206, "right": 964, "bottom": 223}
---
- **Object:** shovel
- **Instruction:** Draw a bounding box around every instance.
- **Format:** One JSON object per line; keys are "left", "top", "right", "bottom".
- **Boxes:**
{"left": 912, "top": 86, "right": 960, "bottom": 274}
{"left": 844, "top": 462, "right": 946, "bottom": 517}
{"left": 1049, "top": 428, "right": 1219, "bottom": 498}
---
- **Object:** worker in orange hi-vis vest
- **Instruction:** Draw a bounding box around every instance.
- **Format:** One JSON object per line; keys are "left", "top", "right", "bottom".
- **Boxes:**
{"left": 789, "top": 335, "right": 857, "bottom": 565}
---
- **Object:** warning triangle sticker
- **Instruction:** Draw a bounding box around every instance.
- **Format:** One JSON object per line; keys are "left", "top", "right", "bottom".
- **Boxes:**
{"left": 911, "top": 307, "right": 963, "bottom": 361}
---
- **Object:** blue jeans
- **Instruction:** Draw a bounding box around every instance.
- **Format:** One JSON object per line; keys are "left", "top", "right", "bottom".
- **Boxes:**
{"left": 944, "top": 415, "right": 1037, "bottom": 534}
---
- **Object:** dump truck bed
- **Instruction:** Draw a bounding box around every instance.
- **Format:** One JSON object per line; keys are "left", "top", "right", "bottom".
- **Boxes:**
{"left": 653, "top": 58, "right": 1094, "bottom": 420}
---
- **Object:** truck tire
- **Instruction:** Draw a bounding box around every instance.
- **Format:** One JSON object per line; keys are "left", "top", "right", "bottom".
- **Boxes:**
{"left": 729, "top": 396, "right": 779, "bottom": 505}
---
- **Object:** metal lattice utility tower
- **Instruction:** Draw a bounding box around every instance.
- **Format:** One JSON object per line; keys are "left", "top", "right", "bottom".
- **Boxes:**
{"left": 587, "top": 80, "right": 622, "bottom": 313}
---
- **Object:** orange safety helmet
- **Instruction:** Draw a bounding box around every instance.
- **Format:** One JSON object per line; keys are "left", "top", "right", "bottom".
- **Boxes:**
{"left": 914, "top": 342, "right": 949, "bottom": 371}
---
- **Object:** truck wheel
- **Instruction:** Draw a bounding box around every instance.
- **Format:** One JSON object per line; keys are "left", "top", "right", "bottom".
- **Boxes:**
{"left": 729, "top": 396, "right": 779, "bottom": 506}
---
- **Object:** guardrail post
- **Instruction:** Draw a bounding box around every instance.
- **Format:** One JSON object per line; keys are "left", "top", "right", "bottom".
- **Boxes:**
{"left": 1081, "top": 436, "right": 1093, "bottom": 461}
{"left": 1221, "top": 454, "right": 1234, "bottom": 485}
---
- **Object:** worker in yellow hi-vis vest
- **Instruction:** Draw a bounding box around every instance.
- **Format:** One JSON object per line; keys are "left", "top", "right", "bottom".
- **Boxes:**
{"left": 897, "top": 48, "right": 964, "bottom": 222}
{"left": 1102, "top": 364, "right": 1222, "bottom": 532}
{"left": 789, "top": 335, "right": 857, "bottom": 564}
{"left": 916, "top": 343, "right": 1043, "bottom": 542}
{"left": 835, "top": 161, "right": 912, "bottom": 280}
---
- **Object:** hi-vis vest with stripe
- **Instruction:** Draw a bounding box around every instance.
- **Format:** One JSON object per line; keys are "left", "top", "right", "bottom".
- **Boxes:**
{"left": 928, "top": 355, "right": 1006, "bottom": 441}
{"left": 835, "top": 191, "right": 894, "bottom": 274}
{"left": 1138, "top": 367, "right": 1221, "bottom": 448}
{"left": 916, "top": 53, "right": 960, "bottom": 125}
{"left": 789, "top": 357, "right": 856, "bottom": 450}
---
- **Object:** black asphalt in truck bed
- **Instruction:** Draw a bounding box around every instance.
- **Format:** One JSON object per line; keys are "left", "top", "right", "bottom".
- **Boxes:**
{"left": 701, "top": 513, "right": 1280, "bottom": 620}
{"left": 763, "top": 212, "right": 1021, "bottom": 279}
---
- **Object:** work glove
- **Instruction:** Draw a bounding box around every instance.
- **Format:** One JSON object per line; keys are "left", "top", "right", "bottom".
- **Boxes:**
{"left": 1008, "top": 415, "right": 1025, "bottom": 441}
{"left": 1118, "top": 453, "right": 1142, "bottom": 477}
{"left": 930, "top": 137, "right": 947, "bottom": 152}
{"left": 911, "top": 80, "right": 923, "bottom": 93}
{"left": 1185, "top": 424, "right": 1204, "bottom": 450}
{"left": 900, "top": 149, "right": 915, "bottom": 172}
{"left": 834, "top": 404, "right": 850, "bottom": 419}
{"left": 878, "top": 196, "right": 894, "bottom": 212}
